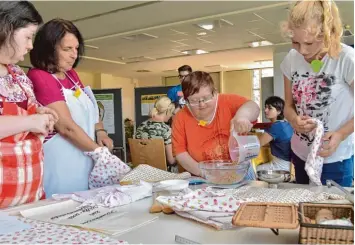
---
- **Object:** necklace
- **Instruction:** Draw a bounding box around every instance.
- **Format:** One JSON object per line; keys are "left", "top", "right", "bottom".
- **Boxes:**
{"left": 188, "top": 94, "right": 219, "bottom": 127}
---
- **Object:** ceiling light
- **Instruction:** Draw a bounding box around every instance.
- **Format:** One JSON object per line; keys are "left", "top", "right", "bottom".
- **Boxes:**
{"left": 197, "top": 32, "right": 207, "bottom": 36}
{"left": 197, "top": 23, "right": 214, "bottom": 30}
{"left": 248, "top": 40, "right": 273, "bottom": 48}
{"left": 181, "top": 49, "right": 209, "bottom": 55}
{"left": 196, "top": 49, "right": 208, "bottom": 54}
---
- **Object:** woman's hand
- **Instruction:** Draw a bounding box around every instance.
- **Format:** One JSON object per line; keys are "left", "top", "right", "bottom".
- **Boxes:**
{"left": 231, "top": 117, "right": 253, "bottom": 134}
{"left": 96, "top": 131, "right": 114, "bottom": 151}
{"left": 37, "top": 107, "right": 59, "bottom": 121}
{"left": 291, "top": 115, "right": 317, "bottom": 134}
{"left": 28, "top": 114, "right": 52, "bottom": 136}
{"left": 37, "top": 106, "right": 59, "bottom": 132}
{"left": 318, "top": 131, "right": 344, "bottom": 158}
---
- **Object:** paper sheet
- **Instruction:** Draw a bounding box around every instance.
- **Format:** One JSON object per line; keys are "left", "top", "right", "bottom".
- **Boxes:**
{"left": 0, "top": 212, "right": 31, "bottom": 235}
{"left": 20, "top": 200, "right": 157, "bottom": 236}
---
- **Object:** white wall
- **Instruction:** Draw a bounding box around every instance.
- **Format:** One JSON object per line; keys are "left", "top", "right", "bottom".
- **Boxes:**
{"left": 100, "top": 74, "right": 136, "bottom": 121}
{"left": 273, "top": 51, "right": 288, "bottom": 98}
{"left": 136, "top": 76, "right": 163, "bottom": 87}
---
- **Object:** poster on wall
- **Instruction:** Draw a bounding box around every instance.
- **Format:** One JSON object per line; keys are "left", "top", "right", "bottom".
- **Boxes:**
{"left": 140, "top": 94, "right": 166, "bottom": 116}
{"left": 94, "top": 93, "right": 115, "bottom": 134}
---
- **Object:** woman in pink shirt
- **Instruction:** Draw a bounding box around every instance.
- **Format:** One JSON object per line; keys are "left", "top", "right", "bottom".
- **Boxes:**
{"left": 28, "top": 19, "right": 113, "bottom": 197}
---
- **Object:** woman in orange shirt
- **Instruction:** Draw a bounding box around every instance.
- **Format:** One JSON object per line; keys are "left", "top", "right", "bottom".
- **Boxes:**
{"left": 172, "top": 71, "right": 260, "bottom": 177}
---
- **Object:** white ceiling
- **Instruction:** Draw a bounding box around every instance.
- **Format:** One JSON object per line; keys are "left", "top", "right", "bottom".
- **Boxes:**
{"left": 21, "top": 0, "right": 354, "bottom": 78}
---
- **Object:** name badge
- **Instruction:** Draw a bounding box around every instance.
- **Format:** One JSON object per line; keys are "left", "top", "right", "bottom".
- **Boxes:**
{"left": 73, "top": 88, "right": 81, "bottom": 98}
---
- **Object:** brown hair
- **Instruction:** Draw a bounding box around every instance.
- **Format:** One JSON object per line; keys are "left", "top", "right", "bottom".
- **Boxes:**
{"left": 281, "top": 0, "right": 343, "bottom": 58}
{"left": 30, "top": 18, "right": 85, "bottom": 73}
{"left": 182, "top": 71, "right": 216, "bottom": 99}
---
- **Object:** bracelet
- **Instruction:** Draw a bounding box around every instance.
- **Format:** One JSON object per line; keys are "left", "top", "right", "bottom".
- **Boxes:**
{"left": 95, "top": 129, "right": 108, "bottom": 135}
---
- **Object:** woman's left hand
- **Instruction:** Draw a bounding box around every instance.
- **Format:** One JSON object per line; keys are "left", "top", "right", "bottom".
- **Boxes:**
{"left": 231, "top": 117, "right": 253, "bottom": 134}
{"left": 37, "top": 107, "right": 59, "bottom": 122}
{"left": 36, "top": 107, "right": 59, "bottom": 132}
{"left": 96, "top": 131, "right": 114, "bottom": 151}
{"left": 318, "top": 131, "right": 344, "bottom": 158}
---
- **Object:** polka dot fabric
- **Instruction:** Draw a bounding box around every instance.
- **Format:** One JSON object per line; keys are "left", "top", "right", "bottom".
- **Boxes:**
{"left": 120, "top": 164, "right": 191, "bottom": 183}
{"left": 85, "top": 147, "right": 131, "bottom": 189}
{"left": 232, "top": 186, "right": 344, "bottom": 204}
{"left": 304, "top": 119, "right": 324, "bottom": 186}
{"left": 0, "top": 217, "right": 127, "bottom": 244}
{"left": 156, "top": 187, "right": 250, "bottom": 212}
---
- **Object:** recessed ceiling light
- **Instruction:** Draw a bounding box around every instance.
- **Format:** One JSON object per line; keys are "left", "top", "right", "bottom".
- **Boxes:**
{"left": 197, "top": 32, "right": 207, "bottom": 36}
{"left": 197, "top": 23, "right": 214, "bottom": 30}
{"left": 249, "top": 40, "right": 273, "bottom": 48}
{"left": 196, "top": 49, "right": 208, "bottom": 54}
{"left": 181, "top": 49, "right": 209, "bottom": 55}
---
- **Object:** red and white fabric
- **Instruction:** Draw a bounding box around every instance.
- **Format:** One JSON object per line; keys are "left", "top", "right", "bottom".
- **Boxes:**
{"left": 304, "top": 118, "right": 324, "bottom": 186}
{"left": 0, "top": 216, "right": 127, "bottom": 244}
{"left": 0, "top": 65, "right": 44, "bottom": 208}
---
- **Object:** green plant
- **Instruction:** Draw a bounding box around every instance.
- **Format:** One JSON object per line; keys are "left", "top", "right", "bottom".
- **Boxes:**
{"left": 124, "top": 118, "right": 134, "bottom": 143}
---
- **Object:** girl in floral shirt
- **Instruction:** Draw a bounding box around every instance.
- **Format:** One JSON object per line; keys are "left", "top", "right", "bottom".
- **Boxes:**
{"left": 281, "top": 0, "right": 354, "bottom": 186}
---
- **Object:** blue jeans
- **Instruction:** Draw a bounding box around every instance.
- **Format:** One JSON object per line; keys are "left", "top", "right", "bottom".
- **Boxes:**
{"left": 291, "top": 152, "right": 354, "bottom": 187}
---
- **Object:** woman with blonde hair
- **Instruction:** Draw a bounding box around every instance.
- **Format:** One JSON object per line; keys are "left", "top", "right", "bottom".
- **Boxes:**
{"left": 281, "top": 0, "right": 354, "bottom": 186}
{"left": 135, "top": 96, "right": 177, "bottom": 172}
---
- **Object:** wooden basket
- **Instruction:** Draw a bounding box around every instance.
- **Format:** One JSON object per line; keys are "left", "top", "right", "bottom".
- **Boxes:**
{"left": 299, "top": 203, "right": 354, "bottom": 244}
{"left": 232, "top": 202, "right": 299, "bottom": 229}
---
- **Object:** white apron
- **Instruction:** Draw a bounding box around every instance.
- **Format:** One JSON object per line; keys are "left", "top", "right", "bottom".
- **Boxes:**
{"left": 43, "top": 73, "right": 99, "bottom": 197}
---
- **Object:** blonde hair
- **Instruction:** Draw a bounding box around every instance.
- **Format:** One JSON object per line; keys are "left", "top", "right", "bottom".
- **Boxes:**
{"left": 149, "top": 96, "right": 175, "bottom": 118}
{"left": 281, "top": 0, "right": 343, "bottom": 58}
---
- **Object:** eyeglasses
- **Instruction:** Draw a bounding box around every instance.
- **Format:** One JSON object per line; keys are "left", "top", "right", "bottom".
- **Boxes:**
{"left": 178, "top": 75, "right": 188, "bottom": 80}
{"left": 187, "top": 94, "right": 214, "bottom": 107}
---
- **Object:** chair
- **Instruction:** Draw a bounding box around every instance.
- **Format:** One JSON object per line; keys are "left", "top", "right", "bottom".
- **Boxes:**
{"left": 128, "top": 138, "right": 167, "bottom": 171}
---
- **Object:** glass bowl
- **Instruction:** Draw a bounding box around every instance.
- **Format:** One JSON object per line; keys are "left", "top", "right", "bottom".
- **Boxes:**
{"left": 199, "top": 160, "right": 249, "bottom": 185}
{"left": 257, "top": 170, "right": 291, "bottom": 188}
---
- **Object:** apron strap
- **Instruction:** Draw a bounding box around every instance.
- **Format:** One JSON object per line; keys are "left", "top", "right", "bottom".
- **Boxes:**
{"left": 51, "top": 74, "right": 67, "bottom": 88}
{"left": 51, "top": 72, "right": 79, "bottom": 90}
{"left": 64, "top": 72, "right": 80, "bottom": 88}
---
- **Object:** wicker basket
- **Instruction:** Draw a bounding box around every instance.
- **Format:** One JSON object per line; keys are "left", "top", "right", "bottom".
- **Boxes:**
{"left": 299, "top": 203, "right": 354, "bottom": 244}
{"left": 232, "top": 202, "right": 299, "bottom": 229}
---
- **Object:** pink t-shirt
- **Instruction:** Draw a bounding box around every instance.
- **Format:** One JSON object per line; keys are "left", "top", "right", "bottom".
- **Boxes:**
{"left": 27, "top": 68, "right": 85, "bottom": 141}
{"left": 27, "top": 68, "right": 84, "bottom": 106}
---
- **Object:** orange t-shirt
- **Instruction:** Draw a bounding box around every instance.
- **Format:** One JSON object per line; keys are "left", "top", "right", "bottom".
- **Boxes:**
{"left": 172, "top": 94, "right": 248, "bottom": 162}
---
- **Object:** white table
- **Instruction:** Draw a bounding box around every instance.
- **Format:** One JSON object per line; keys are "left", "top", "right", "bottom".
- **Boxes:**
{"left": 4, "top": 181, "right": 352, "bottom": 244}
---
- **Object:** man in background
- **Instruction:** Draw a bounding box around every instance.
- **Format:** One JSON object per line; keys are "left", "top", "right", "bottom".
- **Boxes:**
{"left": 167, "top": 65, "right": 192, "bottom": 114}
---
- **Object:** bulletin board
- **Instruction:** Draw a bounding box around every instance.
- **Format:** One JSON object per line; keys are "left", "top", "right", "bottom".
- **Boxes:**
{"left": 134, "top": 86, "right": 174, "bottom": 127}
{"left": 92, "top": 88, "right": 125, "bottom": 160}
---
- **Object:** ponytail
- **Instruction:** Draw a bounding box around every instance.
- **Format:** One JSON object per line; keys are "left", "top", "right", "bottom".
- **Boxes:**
{"left": 149, "top": 107, "right": 158, "bottom": 118}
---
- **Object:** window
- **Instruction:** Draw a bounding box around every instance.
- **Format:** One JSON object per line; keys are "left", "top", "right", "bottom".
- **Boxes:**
{"left": 252, "top": 69, "right": 261, "bottom": 122}
{"left": 261, "top": 68, "right": 274, "bottom": 78}
{"left": 252, "top": 68, "right": 274, "bottom": 122}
